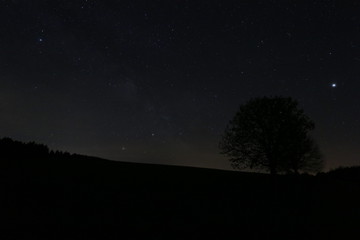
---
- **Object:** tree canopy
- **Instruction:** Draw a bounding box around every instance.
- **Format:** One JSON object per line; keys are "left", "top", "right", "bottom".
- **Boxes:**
{"left": 219, "top": 96, "right": 323, "bottom": 175}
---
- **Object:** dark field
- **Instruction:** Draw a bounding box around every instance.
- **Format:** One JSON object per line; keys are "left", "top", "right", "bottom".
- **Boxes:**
{"left": 1, "top": 146, "right": 359, "bottom": 239}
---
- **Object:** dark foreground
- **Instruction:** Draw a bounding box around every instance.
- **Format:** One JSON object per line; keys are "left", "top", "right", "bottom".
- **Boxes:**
{"left": 1, "top": 141, "right": 359, "bottom": 239}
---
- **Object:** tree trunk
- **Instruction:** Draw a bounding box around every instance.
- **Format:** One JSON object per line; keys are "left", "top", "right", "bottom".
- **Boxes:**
{"left": 270, "top": 167, "right": 277, "bottom": 175}
{"left": 269, "top": 156, "right": 278, "bottom": 175}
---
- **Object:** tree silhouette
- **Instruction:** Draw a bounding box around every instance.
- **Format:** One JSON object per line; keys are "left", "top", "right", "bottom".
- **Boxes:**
{"left": 219, "top": 96, "right": 323, "bottom": 175}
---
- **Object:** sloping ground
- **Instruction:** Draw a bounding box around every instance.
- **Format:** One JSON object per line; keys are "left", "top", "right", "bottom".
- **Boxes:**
{"left": 1, "top": 153, "right": 360, "bottom": 239}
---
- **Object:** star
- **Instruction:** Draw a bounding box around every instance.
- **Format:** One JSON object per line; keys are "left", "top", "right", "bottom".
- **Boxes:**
{"left": 331, "top": 83, "right": 337, "bottom": 88}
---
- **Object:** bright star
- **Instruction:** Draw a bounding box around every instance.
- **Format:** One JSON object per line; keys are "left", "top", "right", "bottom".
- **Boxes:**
{"left": 331, "top": 83, "right": 337, "bottom": 88}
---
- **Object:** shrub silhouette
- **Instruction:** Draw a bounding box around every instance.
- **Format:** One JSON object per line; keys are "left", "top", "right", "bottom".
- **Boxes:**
{"left": 219, "top": 96, "right": 323, "bottom": 175}
{"left": 323, "top": 166, "right": 360, "bottom": 182}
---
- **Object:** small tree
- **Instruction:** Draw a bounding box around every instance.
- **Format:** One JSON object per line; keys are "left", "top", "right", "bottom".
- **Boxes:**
{"left": 219, "top": 96, "right": 323, "bottom": 175}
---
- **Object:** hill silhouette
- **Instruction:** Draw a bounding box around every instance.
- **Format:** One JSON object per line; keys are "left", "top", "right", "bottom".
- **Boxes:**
{"left": 1, "top": 138, "right": 359, "bottom": 239}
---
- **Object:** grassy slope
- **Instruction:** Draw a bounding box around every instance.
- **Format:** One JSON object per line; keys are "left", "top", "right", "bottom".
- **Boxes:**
{"left": 2, "top": 154, "right": 360, "bottom": 239}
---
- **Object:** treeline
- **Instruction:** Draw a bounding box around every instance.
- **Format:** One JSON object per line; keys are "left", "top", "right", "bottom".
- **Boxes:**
{"left": 0, "top": 137, "right": 72, "bottom": 159}
{"left": 0, "top": 137, "right": 72, "bottom": 167}
{"left": 0, "top": 137, "right": 100, "bottom": 181}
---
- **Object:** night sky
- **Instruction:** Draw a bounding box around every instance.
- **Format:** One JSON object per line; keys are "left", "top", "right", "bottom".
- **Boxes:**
{"left": 1, "top": 0, "right": 359, "bottom": 170}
